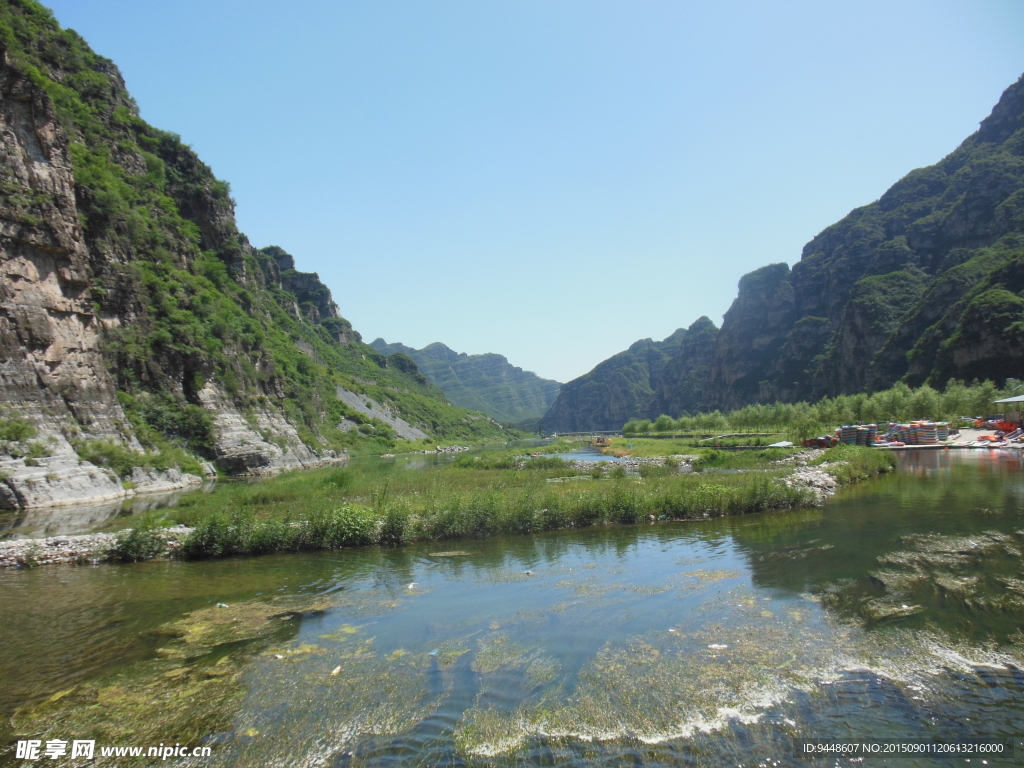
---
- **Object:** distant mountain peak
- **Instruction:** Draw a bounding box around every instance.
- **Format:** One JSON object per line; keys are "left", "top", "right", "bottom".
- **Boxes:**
{"left": 371, "top": 339, "right": 561, "bottom": 425}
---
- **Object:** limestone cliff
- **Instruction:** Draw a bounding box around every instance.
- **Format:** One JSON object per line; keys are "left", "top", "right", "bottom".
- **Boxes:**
{"left": 0, "top": 1, "right": 506, "bottom": 509}
{"left": 703, "top": 264, "right": 796, "bottom": 410}
{"left": 648, "top": 316, "right": 719, "bottom": 418}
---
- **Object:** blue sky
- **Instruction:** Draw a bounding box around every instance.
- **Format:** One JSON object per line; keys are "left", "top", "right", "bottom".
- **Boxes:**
{"left": 46, "top": 0, "right": 1024, "bottom": 383}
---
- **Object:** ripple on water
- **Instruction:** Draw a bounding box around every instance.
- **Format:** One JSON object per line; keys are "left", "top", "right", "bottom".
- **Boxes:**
{"left": 8, "top": 450, "right": 1024, "bottom": 766}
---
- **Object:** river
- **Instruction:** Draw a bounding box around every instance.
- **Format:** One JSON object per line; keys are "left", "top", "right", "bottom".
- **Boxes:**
{"left": 2, "top": 449, "right": 1024, "bottom": 766}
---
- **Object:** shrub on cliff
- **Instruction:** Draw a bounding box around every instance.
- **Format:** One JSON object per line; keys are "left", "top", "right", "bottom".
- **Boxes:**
{"left": 0, "top": 413, "right": 35, "bottom": 443}
{"left": 74, "top": 439, "right": 203, "bottom": 478}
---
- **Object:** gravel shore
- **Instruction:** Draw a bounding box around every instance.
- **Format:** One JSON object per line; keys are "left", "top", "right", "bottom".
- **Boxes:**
{"left": 528, "top": 455, "right": 697, "bottom": 473}
{"left": 0, "top": 526, "right": 192, "bottom": 568}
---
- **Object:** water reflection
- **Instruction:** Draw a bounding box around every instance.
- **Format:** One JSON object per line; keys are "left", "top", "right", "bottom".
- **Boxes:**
{"left": 3, "top": 449, "right": 1024, "bottom": 766}
{"left": 0, "top": 484, "right": 216, "bottom": 540}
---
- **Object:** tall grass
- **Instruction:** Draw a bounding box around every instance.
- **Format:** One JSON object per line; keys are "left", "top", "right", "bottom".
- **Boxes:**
{"left": 171, "top": 473, "right": 809, "bottom": 560}
{"left": 810, "top": 443, "right": 897, "bottom": 483}
{"left": 108, "top": 445, "right": 893, "bottom": 562}
{"left": 150, "top": 456, "right": 825, "bottom": 560}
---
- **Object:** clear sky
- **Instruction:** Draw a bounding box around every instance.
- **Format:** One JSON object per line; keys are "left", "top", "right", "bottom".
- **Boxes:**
{"left": 45, "top": 0, "right": 1024, "bottom": 383}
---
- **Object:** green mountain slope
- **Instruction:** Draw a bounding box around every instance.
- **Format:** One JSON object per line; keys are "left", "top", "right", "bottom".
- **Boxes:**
{"left": 370, "top": 339, "right": 561, "bottom": 425}
{"left": 541, "top": 73, "right": 1024, "bottom": 432}
{"left": 538, "top": 329, "right": 685, "bottom": 432}
{"left": 0, "top": 0, "right": 505, "bottom": 483}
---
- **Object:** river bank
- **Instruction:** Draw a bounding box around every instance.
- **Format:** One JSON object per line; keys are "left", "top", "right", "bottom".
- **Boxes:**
{"left": 0, "top": 446, "right": 892, "bottom": 568}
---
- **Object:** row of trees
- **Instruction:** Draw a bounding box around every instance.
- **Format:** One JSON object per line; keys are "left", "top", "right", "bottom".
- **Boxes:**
{"left": 623, "top": 380, "right": 1020, "bottom": 438}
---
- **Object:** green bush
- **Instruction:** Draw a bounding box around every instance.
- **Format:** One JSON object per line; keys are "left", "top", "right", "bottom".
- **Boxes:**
{"left": 180, "top": 504, "right": 376, "bottom": 559}
{"left": 180, "top": 513, "right": 232, "bottom": 559}
{"left": 74, "top": 440, "right": 144, "bottom": 477}
{"left": 74, "top": 439, "right": 202, "bottom": 478}
{"left": 692, "top": 450, "right": 723, "bottom": 471}
{"left": 653, "top": 414, "right": 675, "bottom": 432}
{"left": 811, "top": 444, "right": 896, "bottom": 483}
{"left": 107, "top": 515, "right": 168, "bottom": 562}
{"left": 0, "top": 414, "right": 35, "bottom": 442}
{"left": 137, "top": 396, "right": 216, "bottom": 456}
{"left": 379, "top": 504, "right": 411, "bottom": 545}
{"left": 306, "top": 505, "right": 376, "bottom": 548}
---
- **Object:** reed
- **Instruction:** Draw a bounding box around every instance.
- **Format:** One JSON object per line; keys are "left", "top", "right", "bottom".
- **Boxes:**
{"left": 111, "top": 445, "right": 892, "bottom": 562}
{"left": 168, "top": 472, "right": 809, "bottom": 560}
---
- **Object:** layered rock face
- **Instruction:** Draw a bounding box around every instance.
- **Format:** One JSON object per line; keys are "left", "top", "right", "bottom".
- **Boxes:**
{"left": 0, "top": 50, "right": 133, "bottom": 452}
{"left": 371, "top": 339, "right": 561, "bottom": 425}
{"left": 541, "top": 73, "right": 1024, "bottom": 432}
{"left": 0, "top": 42, "right": 150, "bottom": 507}
{"left": 0, "top": 28, "right": 339, "bottom": 493}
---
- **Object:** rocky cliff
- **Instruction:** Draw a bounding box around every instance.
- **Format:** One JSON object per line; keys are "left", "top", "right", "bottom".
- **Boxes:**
{"left": 648, "top": 316, "right": 719, "bottom": 419}
{"left": 370, "top": 339, "right": 561, "bottom": 425}
{"left": 541, "top": 72, "right": 1024, "bottom": 432}
{"left": 538, "top": 329, "right": 684, "bottom": 432}
{"left": 0, "top": 0, "right": 506, "bottom": 509}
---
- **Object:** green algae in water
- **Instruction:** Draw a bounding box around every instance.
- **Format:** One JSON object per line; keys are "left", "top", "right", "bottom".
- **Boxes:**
{"left": 9, "top": 594, "right": 332, "bottom": 762}
{"left": 820, "top": 528, "right": 1024, "bottom": 637}
{"left": 474, "top": 634, "right": 533, "bottom": 675}
{"left": 223, "top": 649, "right": 436, "bottom": 767}
{"left": 449, "top": 591, "right": 1024, "bottom": 760}
{"left": 8, "top": 451, "right": 1024, "bottom": 766}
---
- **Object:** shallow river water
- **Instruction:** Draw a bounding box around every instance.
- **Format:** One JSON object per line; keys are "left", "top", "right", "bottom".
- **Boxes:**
{"left": 3, "top": 450, "right": 1024, "bottom": 766}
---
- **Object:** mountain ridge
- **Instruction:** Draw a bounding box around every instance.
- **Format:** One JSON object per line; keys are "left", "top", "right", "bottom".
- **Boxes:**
{"left": 370, "top": 338, "right": 561, "bottom": 425}
{"left": 541, "top": 73, "right": 1024, "bottom": 432}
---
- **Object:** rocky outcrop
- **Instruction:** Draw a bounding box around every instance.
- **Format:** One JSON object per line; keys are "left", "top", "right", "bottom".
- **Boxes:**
{"left": 555, "top": 456, "right": 696, "bottom": 474}
{"left": 0, "top": 455, "right": 122, "bottom": 510}
{"left": 0, "top": 45, "right": 137, "bottom": 455}
{"left": 704, "top": 263, "right": 797, "bottom": 410}
{"left": 817, "top": 270, "right": 928, "bottom": 395}
{"left": 649, "top": 317, "right": 719, "bottom": 417}
{"left": 0, "top": 525, "right": 191, "bottom": 567}
{"left": 198, "top": 383, "right": 345, "bottom": 475}
{"left": 0, "top": 453, "right": 202, "bottom": 511}
{"left": 335, "top": 386, "right": 428, "bottom": 441}
{"left": 782, "top": 466, "right": 840, "bottom": 504}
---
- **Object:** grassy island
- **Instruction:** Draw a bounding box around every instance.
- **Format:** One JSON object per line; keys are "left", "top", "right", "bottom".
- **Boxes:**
{"left": 102, "top": 444, "right": 894, "bottom": 563}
